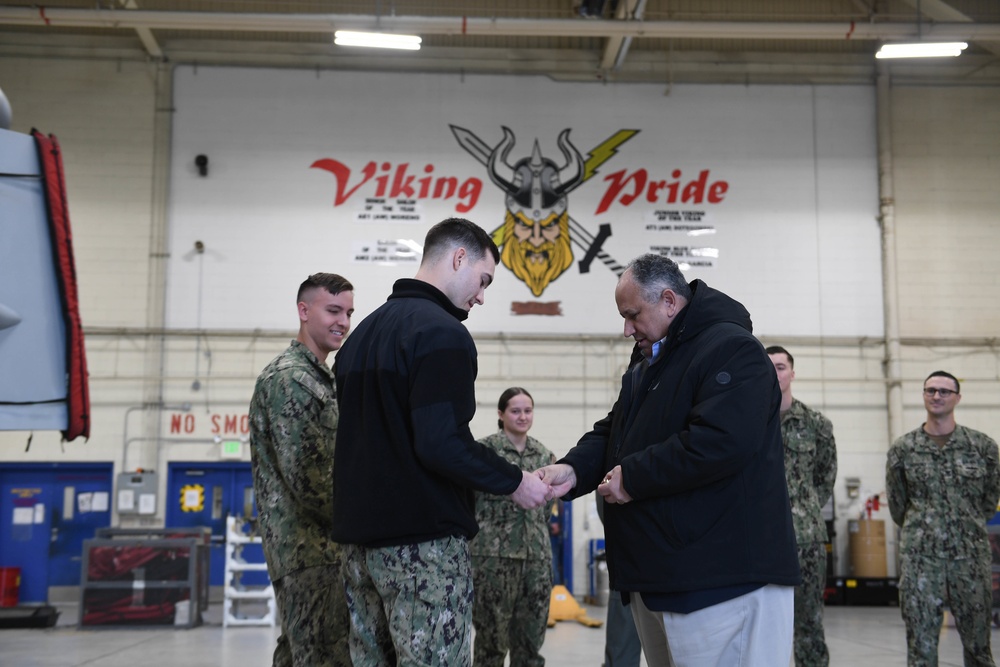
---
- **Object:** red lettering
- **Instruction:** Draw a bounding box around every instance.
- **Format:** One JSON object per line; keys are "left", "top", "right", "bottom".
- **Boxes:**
{"left": 595, "top": 169, "right": 646, "bottom": 215}
{"left": 208, "top": 413, "right": 251, "bottom": 434}
{"left": 681, "top": 170, "right": 709, "bottom": 204}
{"left": 666, "top": 169, "right": 682, "bottom": 202}
{"left": 170, "top": 414, "right": 182, "bottom": 434}
{"left": 183, "top": 414, "right": 195, "bottom": 434}
{"left": 456, "top": 179, "right": 482, "bottom": 214}
{"left": 646, "top": 180, "right": 667, "bottom": 203}
{"left": 433, "top": 177, "right": 458, "bottom": 199}
{"left": 390, "top": 164, "right": 416, "bottom": 198}
{"left": 708, "top": 181, "right": 728, "bottom": 203}
{"left": 312, "top": 159, "right": 480, "bottom": 213}
{"left": 310, "top": 159, "right": 377, "bottom": 205}
{"left": 374, "top": 162, "right": 391, "bottom": 196}
{"left": 418, "top": 165, "right": 434, "bottom": 198}
{"left": 596, "top": 167, "right": 728, "bottom": 213}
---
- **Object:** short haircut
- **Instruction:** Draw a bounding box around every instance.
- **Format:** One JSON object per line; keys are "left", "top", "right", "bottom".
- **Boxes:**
{"left": 296, "top": 273, "right": 353, "bottom": 303}
{"left": 421, "top": 217, "right": 500, "bottom": 266}
{"left": 623, "top": 253, "right": 692, "bottom": 302}
{"left": 765, "top": 345, "right": 794, "bottom": 368}
{"left": 925, "top": 370, "right": 960, "bottom": 394}
{"left": 497, "top": 386, "right": 533, "bottom": 430}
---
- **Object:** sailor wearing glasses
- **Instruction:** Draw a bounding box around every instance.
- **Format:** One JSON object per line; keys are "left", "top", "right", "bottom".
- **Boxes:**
{"left": 886, "top": 370, "right": 1000, "bottom": 667}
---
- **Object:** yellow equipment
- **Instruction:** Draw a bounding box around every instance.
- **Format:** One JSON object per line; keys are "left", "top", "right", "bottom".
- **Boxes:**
{"left": 547, "top": 585, "right": 603, "bottom": 628}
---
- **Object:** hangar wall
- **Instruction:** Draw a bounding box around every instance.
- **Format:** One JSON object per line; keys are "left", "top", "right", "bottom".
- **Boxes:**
{"left": 1, "top": 56, "right": 999, "bottom": 592}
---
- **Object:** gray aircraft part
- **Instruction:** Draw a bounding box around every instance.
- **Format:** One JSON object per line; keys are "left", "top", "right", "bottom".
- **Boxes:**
{"left": 0, "top": 127, "right": 69, "bottom": 430}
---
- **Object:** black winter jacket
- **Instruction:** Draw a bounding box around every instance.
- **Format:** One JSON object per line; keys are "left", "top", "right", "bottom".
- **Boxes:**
{"left": 332, "top": 279, "right": 522, "bottom": 547}
{"left": 561, "top": 280, "right": 800, "bottom": 593}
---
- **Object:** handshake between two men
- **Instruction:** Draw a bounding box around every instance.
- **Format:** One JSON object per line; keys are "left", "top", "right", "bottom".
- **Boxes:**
{"left": 509, "top": 463, "right": 634, "bottom": 509}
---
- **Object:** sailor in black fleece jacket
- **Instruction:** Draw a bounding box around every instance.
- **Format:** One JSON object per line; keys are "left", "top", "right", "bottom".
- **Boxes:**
{"left": 331, "top": 217, "right": 551, "bottom": 667}
{"left": 333, "top": 278, "right": 527, "bottom": 545}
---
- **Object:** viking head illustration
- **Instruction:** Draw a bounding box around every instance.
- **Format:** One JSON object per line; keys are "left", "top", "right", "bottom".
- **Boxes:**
{"left": 487, "top": 127, "right": 585, "bottom": 297}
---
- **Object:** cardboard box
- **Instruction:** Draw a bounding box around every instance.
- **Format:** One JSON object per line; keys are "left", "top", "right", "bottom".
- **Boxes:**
{"left": 849, "top": 519, "right": 888, "bottom": 577}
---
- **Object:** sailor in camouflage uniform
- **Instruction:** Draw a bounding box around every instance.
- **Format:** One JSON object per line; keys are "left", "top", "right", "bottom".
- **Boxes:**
{"left": 471, "top": 388, "right": 557, "bottom": 667}
{"left": 249, "top": 273, "right": 354, "bottom": 667}
{"left": 769, "top": 346, "right": 837, "bottom": 667}
{"left": 887, "top": 370, "right": 1000, "bottom": 667}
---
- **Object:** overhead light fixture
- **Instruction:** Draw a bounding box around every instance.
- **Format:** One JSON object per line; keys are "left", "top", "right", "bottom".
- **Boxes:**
{"left": 875, "top": 42, "right": 968, "bottom": 59}
{"left": 334, "top": 30, "right": 421, "bottom": 51}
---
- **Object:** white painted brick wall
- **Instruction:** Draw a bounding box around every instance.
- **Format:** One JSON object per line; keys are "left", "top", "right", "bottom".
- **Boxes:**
{"left": 891, "top": 86, "right": 1000, "bottom": 338}
{"left": 0, "top": 57, "right": 158, "bottom": 330}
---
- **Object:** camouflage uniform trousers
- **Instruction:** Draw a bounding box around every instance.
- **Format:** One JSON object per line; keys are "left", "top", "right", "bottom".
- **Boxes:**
{"left": 271, "top": 558, "right": 351, "bottom": 667}
{"left": 343, "top": 536, "right": 474, "bottom": 667}
{"left": 471, "top": 554, "right": 552, "bottom": 667}
{"left": 793, "top": 542, "right": 829, "bottom": 667}
{"left": 899, "top": 552, "right": 995, "bottom": 667}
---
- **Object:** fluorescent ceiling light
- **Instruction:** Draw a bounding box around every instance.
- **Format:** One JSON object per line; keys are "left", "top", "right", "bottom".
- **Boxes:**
{"left": 875, "top": 42, "right": 968, "bottom": 59}
{"left": 334, "top": 30, "right": 421, "bottom": 50}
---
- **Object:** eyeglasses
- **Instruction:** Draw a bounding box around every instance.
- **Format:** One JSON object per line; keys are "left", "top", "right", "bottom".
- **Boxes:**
{"left": 923, "top": 387, "right": 958, "bottom": 397}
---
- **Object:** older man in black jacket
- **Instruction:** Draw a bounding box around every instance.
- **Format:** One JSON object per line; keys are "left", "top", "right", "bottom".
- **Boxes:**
{"left": 539, "top": 253, "right": 800, "bottom": 667}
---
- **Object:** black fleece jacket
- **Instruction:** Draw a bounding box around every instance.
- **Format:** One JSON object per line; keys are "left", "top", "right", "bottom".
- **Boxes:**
{"left": 561, "top": 280, "right": 800, "bottom": 593}
{"left": 332, "top": 279, "right": 522, "bottom": 547}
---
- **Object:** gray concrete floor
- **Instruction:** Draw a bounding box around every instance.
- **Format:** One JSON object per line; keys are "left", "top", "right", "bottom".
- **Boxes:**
{"left": 0, "top": 600, "right": 991, "bottom": 666}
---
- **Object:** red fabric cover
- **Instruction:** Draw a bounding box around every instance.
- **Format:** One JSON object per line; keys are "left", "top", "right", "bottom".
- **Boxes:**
{"left": 31, "top": 129, "right": 90, "bottom": 441}
{"left": 87, "top": 545, "right": 191, "bottom": 581}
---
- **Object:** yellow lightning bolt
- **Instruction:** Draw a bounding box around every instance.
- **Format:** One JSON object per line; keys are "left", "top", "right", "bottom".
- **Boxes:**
{"left": 583, "top": 130, "right": 640, "bottom": 182}
{"left": 491, "top": 224, "right": 505, "bottom": 247}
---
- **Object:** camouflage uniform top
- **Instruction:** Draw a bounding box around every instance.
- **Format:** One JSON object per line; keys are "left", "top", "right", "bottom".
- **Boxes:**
{"left": 886, "top": 424, "right": 1000, "bottom": 560}
{"left": 470, "top": 431, "right": 556, "bottom": 561}
{"left": 249, "top": 340, "right": 340, "bottom": 581}
{"left": 780, "top": 399, "right": 837, "bottom": 546}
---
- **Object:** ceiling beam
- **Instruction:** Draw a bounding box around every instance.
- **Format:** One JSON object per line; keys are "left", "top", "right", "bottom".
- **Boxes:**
{"left": 898, "top": 0, "right": 971, "bottom": 23}
{"left": 3, "top": 33, "right": 997, "bottom": 86}
{"left": 897, "top": 0, "right": 1000, "bottom": 57}
{"left": 599, "top": 0, "right": 646, "bottom": 71}
{"left": 120, "top": 0, "right": 163, "bottom": 59}
{"left": 3, "top": 8, "right": 1000, "bottom": 42}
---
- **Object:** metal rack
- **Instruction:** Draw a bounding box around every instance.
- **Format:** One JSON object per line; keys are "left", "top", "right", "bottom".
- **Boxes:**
{"left": 93, "top": 526, "right": 211, "bottom": 613}
{"left": 78, "top": 534, "right": 206, "bottom": 628}
{"left": 223, "top": 516, "right": 276, "bottom": 627}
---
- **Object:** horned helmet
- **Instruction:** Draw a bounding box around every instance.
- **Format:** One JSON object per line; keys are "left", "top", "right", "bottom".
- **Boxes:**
{"left": 486, "top": 126, "right": 585, "bottom": 223}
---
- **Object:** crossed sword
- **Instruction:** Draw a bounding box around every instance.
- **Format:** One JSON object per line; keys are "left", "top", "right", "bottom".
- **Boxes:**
{"left": 450, "top": 125, "right": 638, "bottom": 277}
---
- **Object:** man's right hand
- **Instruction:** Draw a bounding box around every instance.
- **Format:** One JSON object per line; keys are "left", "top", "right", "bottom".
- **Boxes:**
{"left": 535, "top": 463, "right": 577, "bottom": 499}
{"left": 510, "top": 470, "right": 552, "bottom": 509}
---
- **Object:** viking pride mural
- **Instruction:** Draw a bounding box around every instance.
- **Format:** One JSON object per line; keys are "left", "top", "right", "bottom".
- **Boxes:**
{"left": 452, "top": 125, "right": 639, "bottom": 298}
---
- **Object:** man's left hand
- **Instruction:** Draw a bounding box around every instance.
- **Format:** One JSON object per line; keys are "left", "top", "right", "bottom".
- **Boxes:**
{"left": 597, "top": 465, "right": 633, "bottom": 505}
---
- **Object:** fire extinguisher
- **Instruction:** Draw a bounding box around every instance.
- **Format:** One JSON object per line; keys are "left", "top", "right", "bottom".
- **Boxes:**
{"left": 865, "top": 494, "right": 881, "bottom": 519}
